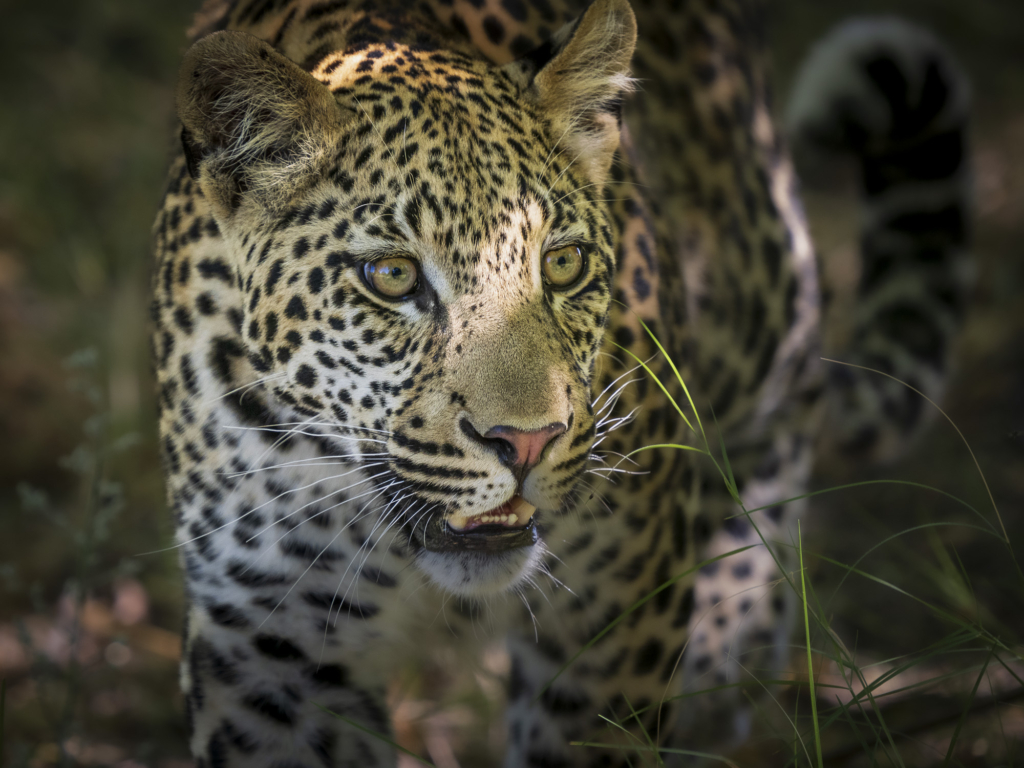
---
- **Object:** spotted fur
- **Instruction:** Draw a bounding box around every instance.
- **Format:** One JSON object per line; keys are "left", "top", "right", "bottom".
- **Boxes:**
{"left": 152, "top": 1, "right": 970, "bottom": 765}
{"left": 787, "top": 17, "right": 972, "bottom": 462}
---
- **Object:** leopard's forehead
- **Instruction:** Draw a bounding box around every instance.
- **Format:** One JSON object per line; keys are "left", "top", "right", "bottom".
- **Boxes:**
{"left": 240, "top": 49, "right": 609, "bottom": 304}
{"left": 315, "top": 41, "right": 532, "bottom": 139}
{"left": 317, "top": 44, "right": 580, "bottom": 196}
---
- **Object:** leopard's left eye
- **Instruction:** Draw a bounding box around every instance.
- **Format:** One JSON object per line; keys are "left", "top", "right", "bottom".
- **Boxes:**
{"left": 542, "top": 245, "right": 586, "bottom": 289}
{"left": 363, "top": 256, "right": 419, "bottom": 299}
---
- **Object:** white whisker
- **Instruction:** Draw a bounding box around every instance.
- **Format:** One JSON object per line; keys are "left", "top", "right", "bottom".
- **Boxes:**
{"left": 221, "top": 453, "right": 394, "bottom": 478}
{"left": 246, "top": 468, "right": 395, "bottom": 542}
{"left": 223, "top": 425, "right": 389, "bottom": 445}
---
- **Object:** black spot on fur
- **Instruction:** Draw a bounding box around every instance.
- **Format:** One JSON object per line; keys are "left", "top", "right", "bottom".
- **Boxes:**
{"left": 244, "top": 692, "right": 295, "bottom": 724}
{"left": 482, "top": 15, "right": 505, "bottom": 44}
{"left": 255, "top": 634, "right": 307, "bottom": 661}
{"left": 633, "top": 638, "right": 664, "bottom": 675}
{"left": 207, "top": 602, "right": 250, "bottom": 628}
{"left": 296, "top": 364, "right": 317, "bottom": 387}
{"left": 285, "top": 295, "right": 308, "bottom": 320}
{"left": 307, "top": 663, "right": 349, "bottom": 687}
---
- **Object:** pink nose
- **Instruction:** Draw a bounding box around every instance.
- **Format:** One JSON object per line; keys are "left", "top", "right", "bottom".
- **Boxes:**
{"left": 482, "top": 423, "right": 567, "bottom": 471}
{"left": 457, "top": 417, "right": 567, "bottom": 472}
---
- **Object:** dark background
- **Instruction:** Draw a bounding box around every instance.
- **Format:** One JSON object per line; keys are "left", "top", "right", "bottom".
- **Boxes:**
{"left": 0, "top": 1, "right": 1021, "bottom": 766}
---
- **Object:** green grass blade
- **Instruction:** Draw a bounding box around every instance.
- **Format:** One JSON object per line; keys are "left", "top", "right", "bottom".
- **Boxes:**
{"left": 608, "top": 341, "right": 697, "bottom": 435}
{"left": 713, "top": 411, "right": 740, "bottom": 504}
{"left": 816, "top": 642, "right": 986, "bottom": 727}
{"left": 741, "top": 479, "right": 994, "bottom": 535}
{"left": 535, "top": 546, "right": 755, "bottom": 700}
{"left": 623, "top": 443, "right": 707, "bottom": 458}
{"left": 794, "top": 548, "right": 910, "bottom": 768}
{"left": 942, "top": 646, "right": 994, "bottom": 767}
{"left": 595, "top": 714, "right": 646, "bottom": 767}
{"left": 799, "top": 522, "right": 824, "bottom": 768}
{"left": 624, "top": 695, "right": 664, "bottom": 766}
{"left": 807, "top": 624, "right": 977, "bottom": 763}
{"left": 813, "top": 553, "right": 1021, "bottom": 662}
{"left": 570, "top": 741, "right": 740, "bottom": 767}
{"left": 826, "top": 521, "right": 1004, "bottom": 606}
{"left": 657, "top": 677, "right": 850, "bottom": 708}
{"left": 994, "top": 654, "right": 1024, "bottom": 690}
{"left": 852, "top": 669, "right": 908, "bottom": 768}
{"left": 834, "top": 686, "right": 880, "bottom": 765}
{"left": 821, "top": 357, "right": 1021, "bottom": 583}
{"left": 631, "top": 313, "right": 707, "bottom": 440}
{"left": 313, "top": 703, "right": 436, "bottom": 767}
{"left": 813, "top": 553, "right": 966, "bottom": 629}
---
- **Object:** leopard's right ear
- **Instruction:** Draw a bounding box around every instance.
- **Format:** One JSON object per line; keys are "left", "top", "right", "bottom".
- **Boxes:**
{"left": 176, "top": 31, "right": 350, "bottom": 217}
{"left": 504, "top": 0, "right": 636, "bottom": 188}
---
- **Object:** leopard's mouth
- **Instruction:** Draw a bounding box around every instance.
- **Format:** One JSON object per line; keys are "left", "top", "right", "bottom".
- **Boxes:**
{"left": 422, "top": 495, "right": 539, "bottom": 553}
{"left": 446, "top": 495, "right": 536, "bottom": 532}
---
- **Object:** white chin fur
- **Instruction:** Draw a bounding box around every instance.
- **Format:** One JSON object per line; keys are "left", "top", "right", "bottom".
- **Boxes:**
{"left": 416, "top": 545, "right": 544, "bottom": 597}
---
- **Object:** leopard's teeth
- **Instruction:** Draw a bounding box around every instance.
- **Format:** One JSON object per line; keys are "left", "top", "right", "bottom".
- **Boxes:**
{"left": 448, "top": 512, "right": 517, "bottom": 530}
{"left": 510, "top": 497, "right": 537, "bottom": 526}
{"left": 446, "top": 498, "right": 537, "bottom": 532}
{"left": 447, "top": 516, "right": 470, "bottom": 531}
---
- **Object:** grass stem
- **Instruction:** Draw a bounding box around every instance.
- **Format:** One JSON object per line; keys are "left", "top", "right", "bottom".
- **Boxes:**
{"left": 799, "top": 521, "right": 824, "bottom": 768}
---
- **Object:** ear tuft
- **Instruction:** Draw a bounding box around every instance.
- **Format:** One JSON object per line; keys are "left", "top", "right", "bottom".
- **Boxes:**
{"left": 508, "top": 0, "right": 637, "bottom": 186}
{"left": 176, "top": 31, "right": 347, "bottom": 215}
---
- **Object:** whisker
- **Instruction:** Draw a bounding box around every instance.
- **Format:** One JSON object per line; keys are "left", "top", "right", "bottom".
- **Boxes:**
{"left": 254, "top": 488, "right": 396, "bottom": 628}
{"left": 586, "top": 466, "right": 646, "bottom": 476}
{"left": 590, "top": 449, "right": 640, "bottom": 467}
{"left": 592, "top": 367, "right": 644, "bottom": 412}
{"left": 516, "top": 587, "right": 540, "bottom": 642}
{"left": 246, "top": 415, "right": 323, "bottom": 475}
{"left": 342, "top": 482, "right": 413, "bottom": 579}
{"left": 343, "top": 491, "right": 412, "bottom": 608}
{"left": 313, "top": 419, "right": 394, "bottom": 435}
{"left": 544, "top": 148, "right": 585, "bottom": 198}
{"left": 322, "top": 479, "right": 405, "bottom": 629}
{"left": 237, "top": 484, "right": 392, "bottom": 580}
{"left": 595, "top": 381, "right": 642, "bottom": 421}
{"left": 203, "top": 371, "right": 288, "bottom": 407}
{"left": 575, "top": 479, "right": 615, "bottom": 518}
{"left": 596, "top": 406, "right": 641, "bottom": 434}
{"left": 255, "top": 526, "right": 349, "bottom": 628}
{"left": 138, "top": 462, "right": 389, "bottom": 555}
{"left": 225, "top": 420, "right": 394, "bottom": 438}
{"left": 552, "top": 177, "right": 651, "bottom": 207}
{"left": 353, "top": 97, "right": 400, "bottom": 166}
{"left": 539, "top": 113, "right": 583, "bottom": 179}
{"left": 223, "top": 425, "right": 389, "bottom": 445}
{"left": 246, "top": 468, "right": 395, "bottom": 543}
{"left": 221, "top": 453, "right": 394, "bottom": 478}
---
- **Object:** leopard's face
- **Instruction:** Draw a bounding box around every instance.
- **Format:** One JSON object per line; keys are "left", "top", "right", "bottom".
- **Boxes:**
{"left": 243, "top": 86, "right": 611, "bottom": 592}
{"left": 177, "top": 6, "right": 634, "bottom": 595}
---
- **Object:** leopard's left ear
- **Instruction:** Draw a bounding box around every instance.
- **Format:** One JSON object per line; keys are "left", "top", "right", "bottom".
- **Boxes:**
{"left": 505, "top": 0, "right": 637, "bottom": 186}
{"left": 177, "top": 31, "right": 351, "bottom": 218}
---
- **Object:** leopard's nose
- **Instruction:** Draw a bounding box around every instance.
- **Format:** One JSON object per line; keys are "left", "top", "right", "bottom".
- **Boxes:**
{"left": 460, "top": 419, "right": 566, "bottom": 471}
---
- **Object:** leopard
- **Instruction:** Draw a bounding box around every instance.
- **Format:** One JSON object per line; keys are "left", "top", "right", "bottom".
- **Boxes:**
{"left": 151, "top": 0, "right": 970, "bottom": 764}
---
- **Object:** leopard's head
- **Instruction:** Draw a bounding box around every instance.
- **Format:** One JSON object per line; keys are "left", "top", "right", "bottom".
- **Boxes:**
{"left": 176, "top": 0, "right": 636, "bottom": 596}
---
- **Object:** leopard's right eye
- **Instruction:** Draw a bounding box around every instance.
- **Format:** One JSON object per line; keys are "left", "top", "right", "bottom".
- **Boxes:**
{"left": 542, "top": 245, "right": 586, "bottom": 290}
{"left": 363, "top": 257, "right": 419, "bottom": 299}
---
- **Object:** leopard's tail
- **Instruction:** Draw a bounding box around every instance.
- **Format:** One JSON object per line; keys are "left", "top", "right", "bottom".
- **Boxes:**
{"left": 786, "top": 17, "right": 972, "bottom": 462}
